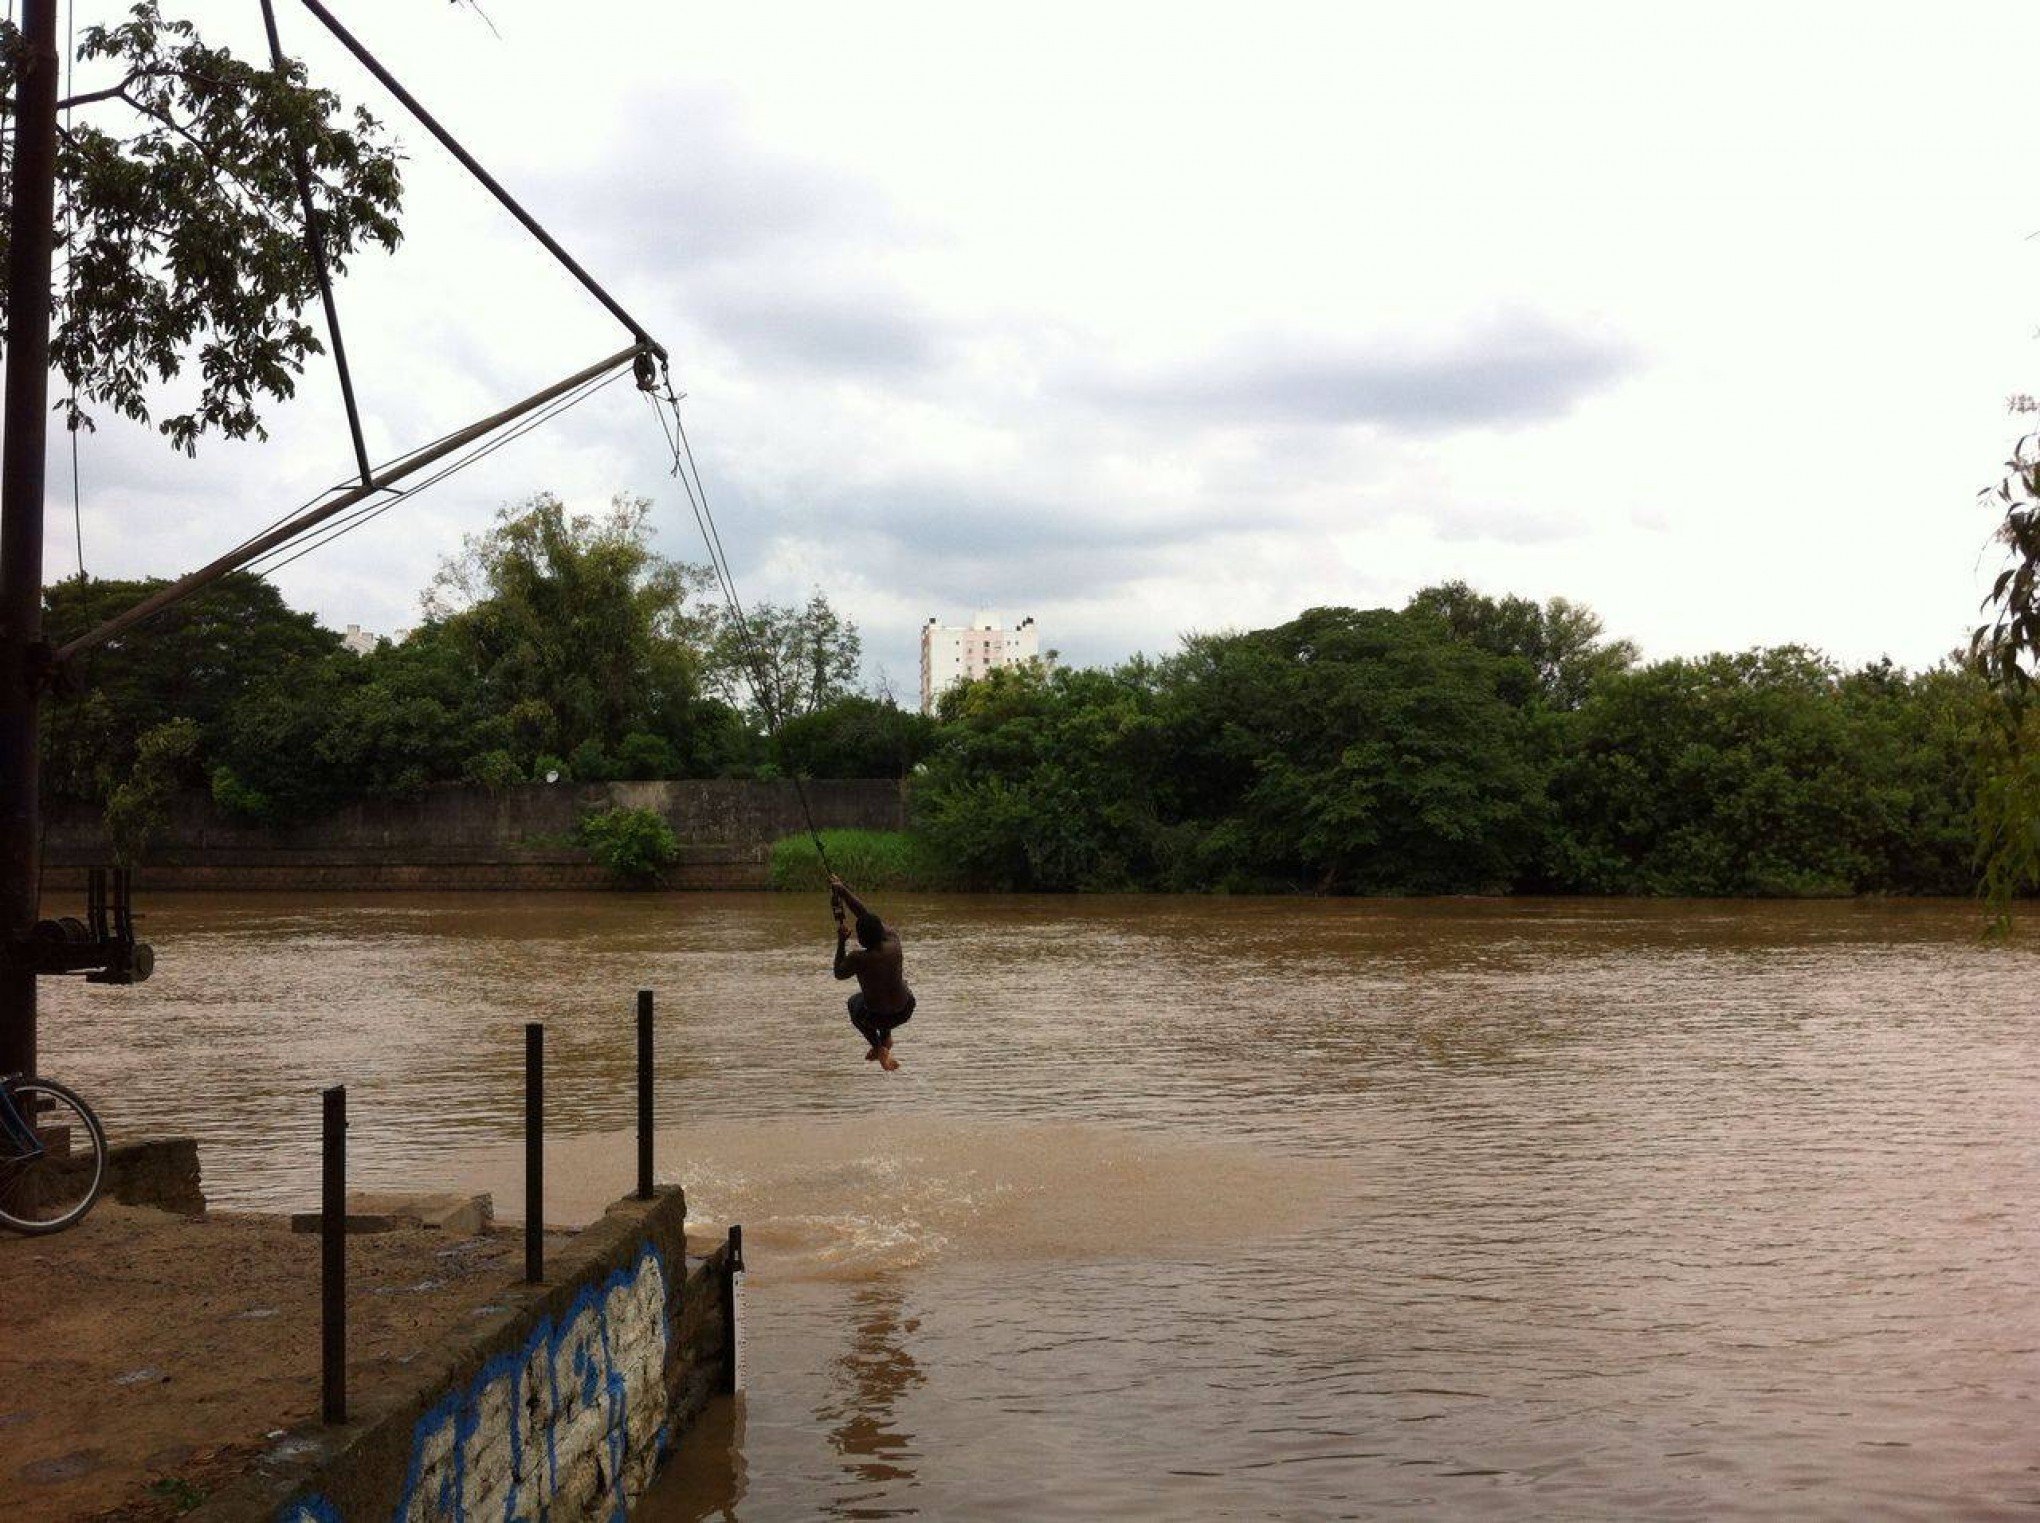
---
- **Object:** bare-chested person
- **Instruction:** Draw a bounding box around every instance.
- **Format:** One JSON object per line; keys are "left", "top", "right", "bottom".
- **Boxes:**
{"left": 830, "top": 874, "right": 914, "bottom": 1072}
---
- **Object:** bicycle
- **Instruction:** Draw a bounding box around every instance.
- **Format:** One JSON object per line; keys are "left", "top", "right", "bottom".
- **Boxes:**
{"left": 0, "top": 1072, "right": 108, "bottom": 1234}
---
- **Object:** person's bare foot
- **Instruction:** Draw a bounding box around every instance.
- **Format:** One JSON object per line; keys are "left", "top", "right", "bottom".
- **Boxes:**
{"left": 879, "top": 1048, "right": 901, "bottom": 1072}
{"left": 865, "top": 1046, "right": 882, "bottom": 1062}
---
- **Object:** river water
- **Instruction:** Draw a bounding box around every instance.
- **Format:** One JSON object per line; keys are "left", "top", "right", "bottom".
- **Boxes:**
{"left": 36, "top": 893, "right": 2040, "bottom": 1519}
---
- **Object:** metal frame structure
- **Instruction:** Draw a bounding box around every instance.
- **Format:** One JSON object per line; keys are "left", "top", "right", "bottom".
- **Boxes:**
{"left": 0, "top": 0, "right": 672, "bottom": 1076}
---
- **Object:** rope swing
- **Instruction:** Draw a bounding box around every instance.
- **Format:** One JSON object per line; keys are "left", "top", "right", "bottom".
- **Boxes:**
{"left": 645, "top": 367, "right": 837, "bottom": 885}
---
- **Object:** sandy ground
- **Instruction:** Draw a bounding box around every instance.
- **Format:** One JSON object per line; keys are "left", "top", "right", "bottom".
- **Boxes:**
{"left": 0, "top": 1202, "right": 575, "bottom": 1521}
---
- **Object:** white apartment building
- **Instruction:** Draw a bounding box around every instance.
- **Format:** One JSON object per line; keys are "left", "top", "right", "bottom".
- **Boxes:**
{"left": 339, "top": 624, "right": 412, "bottom": 654}
{"left": 920, "top": 612, "right": 1040, "bottom": 713}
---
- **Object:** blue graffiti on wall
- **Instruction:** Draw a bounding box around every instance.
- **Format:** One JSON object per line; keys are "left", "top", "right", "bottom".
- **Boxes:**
{"left": 275, "top": 1240, "right": 670, "bottom": 1523}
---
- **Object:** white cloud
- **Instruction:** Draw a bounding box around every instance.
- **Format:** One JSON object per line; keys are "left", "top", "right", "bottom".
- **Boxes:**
{"left": 50, "top": 0, "right": 2040, "bottom": 687}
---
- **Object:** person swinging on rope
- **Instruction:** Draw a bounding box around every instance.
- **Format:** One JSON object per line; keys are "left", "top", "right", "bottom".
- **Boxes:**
{"left": 830, "top": 874, "right": 914, "bottom": 1072}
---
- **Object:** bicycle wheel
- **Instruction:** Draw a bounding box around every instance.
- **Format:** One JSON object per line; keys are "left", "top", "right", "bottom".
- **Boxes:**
{"left": 0, "top": 1078, "right": 108, "bottom": 1234}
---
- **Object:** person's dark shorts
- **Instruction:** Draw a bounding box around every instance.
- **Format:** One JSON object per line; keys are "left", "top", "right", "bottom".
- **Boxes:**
{"left": 848, "top": 990, "right": 915, "bottom": 1043}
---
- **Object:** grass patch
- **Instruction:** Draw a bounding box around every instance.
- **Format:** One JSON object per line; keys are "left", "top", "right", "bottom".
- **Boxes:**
{"left": 768, "top": 829, "right": 949, "bottom": 891}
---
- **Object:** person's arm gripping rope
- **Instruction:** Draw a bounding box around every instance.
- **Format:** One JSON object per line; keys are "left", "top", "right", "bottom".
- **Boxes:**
{"left": 831, "top": 886, "right": 861, "bottom": 981}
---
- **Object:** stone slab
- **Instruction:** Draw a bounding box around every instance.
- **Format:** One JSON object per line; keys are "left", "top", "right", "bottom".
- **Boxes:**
{"left": 288, "top": 1192, "right": 492, "bottom": 1236}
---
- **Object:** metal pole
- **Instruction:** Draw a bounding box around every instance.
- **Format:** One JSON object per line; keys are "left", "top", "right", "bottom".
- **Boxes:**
{"left": 636, "top": 989, "right": 653, "bottom": 1200}
{"left": 53, "top": 344, "right": 641, "bottom": 667}
{"left": 258, "top": 0, "right": 372, "bottom": 486}
{"left": 321, "top": 1085, "right": 347, "bottom": 1424}
{"left": 296, "top": 0, "right": 662, "bottom": 355}
{"left": 0, "top": 0, "right": 61, "bottom": 1082}
{"left": 525, "top": 1022, "right": 543, "bottom": 1283}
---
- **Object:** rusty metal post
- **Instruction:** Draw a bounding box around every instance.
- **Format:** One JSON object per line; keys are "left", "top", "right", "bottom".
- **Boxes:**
{"left": 525, "top": 1022, "right": 543, "bottom": 1283}
{"left": 321, "top": 1085, "right": 347, "bottom": 1424}
{"left": 636, "top": 989, "right": 654, "bottom": 1200}
{"left": 0, "top": 0, "right": 61, "bottom": 1082}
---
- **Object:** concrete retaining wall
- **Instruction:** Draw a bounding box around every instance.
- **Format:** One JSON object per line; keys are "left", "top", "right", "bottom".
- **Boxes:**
{"left": 196, "top": 1189, "right": 732, "bottom": 1523}
{"left": 104, "top": 1136, "right": 206, "bottom": 1218}
{"left": 41, "top": 778, "right": 907, "bottom": 892}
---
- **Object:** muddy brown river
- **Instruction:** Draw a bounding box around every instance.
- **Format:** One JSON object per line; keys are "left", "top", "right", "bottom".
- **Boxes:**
{"left": 36, "top": 894, "right": 2040, "bottom": 1518}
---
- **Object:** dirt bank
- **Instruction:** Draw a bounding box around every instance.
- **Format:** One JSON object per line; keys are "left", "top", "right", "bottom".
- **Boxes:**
{"left": 0, "top": 1202, "right": 575, "bottom": 1521}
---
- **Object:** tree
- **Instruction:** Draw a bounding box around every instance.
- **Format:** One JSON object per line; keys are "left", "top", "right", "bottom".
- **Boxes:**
{"left": 1405, "top": 580, "right": 1636, "bottom": 709}
{"left": 1836, "top": 661, "right": 1984, "bottom": 896}
{"left": 1973, "top": 419, "right": 2040, "bottom": 924}
{"left": 707, "top": 590, "right": 862, "bottom": 725}
{"left": 576, "top": 805, "right": 679, "bottom": 888}
{"left": 425, "top": 492, "right": 721, "bottom": 765}
{"left": 1549, "top": 648, "right": 1981, "bottom": 897}
{"left": 1162, "top": 608, "right": 1551, "bottom": 893}
{"left": 41, "top": 571, "right": 342, "bottom": 803}
{"left": 916, "top": 660, "right": 1177, "bottom": 890}
{"left": 914, "top": 607, "right": 1554, "bottom": 894}
{"left": 776, "top": 695, "right": 935, "bottom": 779}
{"left": 1, "top": 2, "right": 404, "bottom": 450}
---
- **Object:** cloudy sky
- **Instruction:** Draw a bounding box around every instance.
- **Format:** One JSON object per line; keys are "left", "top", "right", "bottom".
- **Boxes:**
{"left": 53, "top": 0, "right": 2040, "bottom": 684}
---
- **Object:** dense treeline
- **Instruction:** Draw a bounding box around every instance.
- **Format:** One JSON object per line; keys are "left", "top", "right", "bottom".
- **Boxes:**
{"left": 43, "top": 494, "right": 1984, "bottom": 895}
{"left": 43, "top": 494, "right": 921, "bottom": 825}
{"left": 914, "top": 601, "right": 1982, "bottom": 896}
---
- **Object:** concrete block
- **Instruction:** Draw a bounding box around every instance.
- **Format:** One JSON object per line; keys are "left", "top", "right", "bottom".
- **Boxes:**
{"left": 286, "top": 1212, "right": 400, "bottom": 1235}
{"left": 288, "top": 1192, "right": 492, "bottom": 1236}
{"left": 103, "top": 1136, "right": 206, "bottom": 1218}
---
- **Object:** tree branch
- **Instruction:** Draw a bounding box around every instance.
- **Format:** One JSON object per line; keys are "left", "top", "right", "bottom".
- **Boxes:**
{"left": 57, "top": 63, "right": 215, "bottom": 113}
{"left": 56, "top": 81, "right": 133, "bottom": 111}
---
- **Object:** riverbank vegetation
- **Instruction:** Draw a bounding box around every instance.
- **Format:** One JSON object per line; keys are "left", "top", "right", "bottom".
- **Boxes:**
{"left": 577, "top": 806, "right": 680, "bottom": 887}
{"left": 768, "top": 830, "right": 948, "bottom": 892}
{"left": 42, "top": 494, "right": 1991, "bottom": 897}
{"left": 893, "top": 603, "right": 1981, "bottom": 896}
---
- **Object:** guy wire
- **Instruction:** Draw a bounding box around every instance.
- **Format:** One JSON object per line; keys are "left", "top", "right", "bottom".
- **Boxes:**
{"left": 245, "top": 365, "right": 630, "bottom": 580}
{"left": 649, "top": 374, "right": 834, "bottom": 878}
{"left": 90, "top": 359, "right": 636, "bottom": 656}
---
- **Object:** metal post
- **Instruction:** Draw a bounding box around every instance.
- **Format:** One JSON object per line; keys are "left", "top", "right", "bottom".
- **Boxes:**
{"left": 257, "top": 0, "right": 371, "bottom": 486}
{"left": 321, "top": 1085, "right": 347, "bottom": 1424}
{"left": 0, "top": 0, "right": 61, "bottom": 1082}
{"left": 636, "top": 989, "right": 654, "bottom": 1200}
{"left": 525, "top": 1022, "right": 543, "bottom": 1284}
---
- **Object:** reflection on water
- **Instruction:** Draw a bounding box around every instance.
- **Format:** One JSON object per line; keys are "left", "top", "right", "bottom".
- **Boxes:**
{"left": 822, "top": 1282, "right": 923, "bottom": 1511}
{"left": 652, "top": 1394, "right": 748, "bottom": 1523}
{"left": 34, "top": 893, "right": 2040, "bottom": 1518}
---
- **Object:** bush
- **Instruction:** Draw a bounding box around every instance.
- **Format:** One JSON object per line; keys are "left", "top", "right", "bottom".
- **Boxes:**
{"left": 767, "top": 830, "right": 948, "bottom": 891}
{"left": 577, "top": 805, "right": 679, "bottom": 887}
{"left": 463, "top": 749, "right": 523, "bottom": 791}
